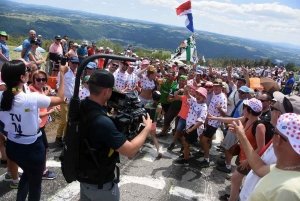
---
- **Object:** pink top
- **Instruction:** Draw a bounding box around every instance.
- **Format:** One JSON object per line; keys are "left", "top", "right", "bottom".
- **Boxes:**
{"left": 49, "top": 43, "right": 63, "bottom": 55}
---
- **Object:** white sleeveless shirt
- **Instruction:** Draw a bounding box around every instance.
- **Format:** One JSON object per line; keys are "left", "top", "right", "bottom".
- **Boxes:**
{"left": 0, "top": 91, "right": 51, "bottom": 144}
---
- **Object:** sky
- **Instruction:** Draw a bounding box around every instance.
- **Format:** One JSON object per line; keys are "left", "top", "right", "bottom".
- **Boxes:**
{"left": 11, "top": 0, "right": 300, "bottom": 46}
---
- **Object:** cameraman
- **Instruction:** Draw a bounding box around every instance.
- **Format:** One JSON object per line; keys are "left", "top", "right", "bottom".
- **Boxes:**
{"left": 47, "top": 35, "right": 63, "bottom": 76}
{"left": 80, "top": 70, "right": 152, "bottom": 201}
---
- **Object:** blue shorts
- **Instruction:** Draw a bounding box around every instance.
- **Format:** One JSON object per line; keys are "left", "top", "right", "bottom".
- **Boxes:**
{"left": 176, "top": 117, "right": 186, "bottom": 132}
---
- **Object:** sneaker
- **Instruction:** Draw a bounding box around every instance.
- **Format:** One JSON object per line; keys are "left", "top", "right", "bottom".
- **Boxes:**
{"left": 55, "top": 137, "right": 63, "bottom": 147}
{"left": 217, "top": 159, "right": 226, "bottom": 167}
{"left": 168, "top": 143, "right": 175, "bottom": 150}
{"left": 179, "top": 146, "right": 184, "bottom": 153}
{"left": 196, "top": 159, "right": 210, "bottom": 168}
{"left": 179, "top": 153, "right": 191, "bottom": 158}
{"left": 42, "top": 170, "right": 57, "bottom": 180}
{"left": 174, "top": 159, "right": 189, "bottom": 166}
{"left": 9, "top": 181, "right": 19, "bottom": 189}
{"left": 192, "top": 150, "right": 204, "bottom": 158}
{"left": 216, "top": 166, "right": 231, "bottom": 173}
{"left": 4, "top": 172, "right": 22, "bottom": 181}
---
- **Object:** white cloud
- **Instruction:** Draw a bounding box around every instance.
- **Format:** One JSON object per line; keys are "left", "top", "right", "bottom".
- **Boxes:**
{"left": 139, "top": 0, "right": 300, "bottom": 45}
{"left": 151, "top": 8, "right": 158, "bottom": 11}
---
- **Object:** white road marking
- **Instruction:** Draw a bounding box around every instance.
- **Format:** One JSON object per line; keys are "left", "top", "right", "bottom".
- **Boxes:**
{"left": 47, "top": 175, "right": 166, "bottom": 201}
{"left": 48, "top": 181, "right": 80, "bottom": 201}
{"left": 169, "top": 185, "right": 205, "bottom": 200}
{"left": 119, "top": 175, "right": 166, "bottom": 189}
{"left": 141, "top": 146, "right": 178, "bottom": 162}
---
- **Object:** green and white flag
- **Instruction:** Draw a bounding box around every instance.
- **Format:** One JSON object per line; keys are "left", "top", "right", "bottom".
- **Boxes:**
{"left": 171, "top": 35, "right": 198, "bottom": 63}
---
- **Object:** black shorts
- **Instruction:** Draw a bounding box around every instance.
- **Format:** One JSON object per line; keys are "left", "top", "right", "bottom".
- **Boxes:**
{"left": 40, "top": 126, "right": 49, "bottom": 149}
{"left": 235, "top": 156, "right": 251, "bottom": 175}
{"left": 203, "top": 125, "right": 217, "bottom": 139}
{"left": 184, "top": 127, "right": 198, "bottom": 144}
{"left": 161, "top": 103, "right": 170, "bottom": 113}
{"left": 164, "top": 107, "right": 180, "bottom": 127}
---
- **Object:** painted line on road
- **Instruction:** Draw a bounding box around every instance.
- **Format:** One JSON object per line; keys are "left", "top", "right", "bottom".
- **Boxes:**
{"left": 47, "top": 175, "right": 166, "bottom": 201}
{"left": 48, "top": 181, "right": 80, "bottom": 201}
{"left": 119, "top": 175, "right": 166, "bottom": 189}
{"left": 169, "top": 185, "right": 206, "bottom": 201}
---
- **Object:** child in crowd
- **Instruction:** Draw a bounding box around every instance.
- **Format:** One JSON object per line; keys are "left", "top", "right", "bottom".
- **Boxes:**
{"left": 146, "top": 91, "right": 163, "bottom": 157}
{"left": 174, "top": 85, "right": 208, "bottom": 166}
{"left": 79, "top": 75, "right": 90, "bottom": 100}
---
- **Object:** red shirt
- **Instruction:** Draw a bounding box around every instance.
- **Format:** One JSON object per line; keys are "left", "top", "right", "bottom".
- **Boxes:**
{"left": 88, "top": 48, "right": 95, "bottom": 56}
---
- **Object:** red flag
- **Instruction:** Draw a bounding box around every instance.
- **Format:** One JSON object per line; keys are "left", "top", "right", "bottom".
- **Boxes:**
{"left": 176, "top": 0, "right": 192, "bottom": 16}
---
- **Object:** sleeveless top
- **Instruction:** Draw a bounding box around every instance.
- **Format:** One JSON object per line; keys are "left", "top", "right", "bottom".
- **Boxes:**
{"left": 28, "top": 50, "right": 42, "bottom": 69}
{"left": 239, "top": 123, "right": 257, "bottom": 161}
{"left": 29, "top": 85, "right": 48, "bottom": 128}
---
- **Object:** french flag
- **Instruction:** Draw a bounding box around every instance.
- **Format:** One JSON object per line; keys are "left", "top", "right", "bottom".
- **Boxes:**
{"left": 176, "top": 0, "right": 194, "bottom": 33}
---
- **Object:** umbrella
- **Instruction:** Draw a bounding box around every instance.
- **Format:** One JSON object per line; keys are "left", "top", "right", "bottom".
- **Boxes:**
{"left": 249, "top": 78, "right": 264, "bottom": 90}
{"left": 13, "top": 45, "right": 46, "bottom": 53}
{"left": 260, "top": 77, "right": 280, "bottom": 96}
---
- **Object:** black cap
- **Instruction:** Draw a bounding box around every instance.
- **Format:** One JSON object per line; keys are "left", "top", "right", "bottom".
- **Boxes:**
{"left": 30, "top": 38, "right": 40, "bottom": 44}
{"left": 55, "top": 35, "right": 61, "bottom": 40}
{"left": 88, "top": 70, "right": 115, "bottom": 88}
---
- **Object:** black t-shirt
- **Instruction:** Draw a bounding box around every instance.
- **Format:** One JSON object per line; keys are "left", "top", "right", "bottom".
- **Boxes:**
{"left": 260, "top": 109, "right": 271, "bottom": 123}
{"left": 86, "top": 99, "right": 127, "bottom": 183}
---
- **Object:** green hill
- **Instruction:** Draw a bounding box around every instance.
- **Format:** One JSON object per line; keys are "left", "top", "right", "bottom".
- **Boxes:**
{"left": 0, "top": 0, "right": 299, "bottom": 65}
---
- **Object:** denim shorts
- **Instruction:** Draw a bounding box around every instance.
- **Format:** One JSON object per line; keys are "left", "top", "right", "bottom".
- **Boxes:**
{"left": 176, "top": 117, "right": 186, "bottom": 132}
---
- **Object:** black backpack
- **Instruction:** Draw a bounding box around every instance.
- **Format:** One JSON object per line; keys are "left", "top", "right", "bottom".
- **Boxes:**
{"left": 252, "top": 120, "right": 274, "bottom": 145}
{"left": 59, "top": 100, "right": 119, "bottom": 189}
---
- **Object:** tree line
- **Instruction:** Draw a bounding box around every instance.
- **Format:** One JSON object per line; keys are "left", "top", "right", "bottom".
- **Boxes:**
{"left": 5, "top": 34, "right": 298, "bottom": 71}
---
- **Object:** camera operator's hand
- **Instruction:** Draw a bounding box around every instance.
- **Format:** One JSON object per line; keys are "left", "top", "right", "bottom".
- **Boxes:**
{"left": 59, "top": 63, "right": 68, "bottom": 74}
{"left": 142, "top": 113, "right": 152, "bottom": 130}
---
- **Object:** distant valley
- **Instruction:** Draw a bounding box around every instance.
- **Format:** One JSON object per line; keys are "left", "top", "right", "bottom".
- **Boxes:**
{"left": 0, "top": 0, "right": 299, "bottom": 65}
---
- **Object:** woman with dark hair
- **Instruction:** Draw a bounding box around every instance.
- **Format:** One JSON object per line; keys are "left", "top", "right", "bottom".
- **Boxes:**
{"left": 0, "top": 60, "right": 67, "bottom": 201}
{"left": 137, "top": 65, "right": 157, "bottom": 105}
{"left": 28, "top": 38, "right": 45, "bottom": 70}
{"left": 67, "top": 40, "right": 74, "bottom": 52}
{"left": 208, "top": 98, "right": 266, "bottom": 201}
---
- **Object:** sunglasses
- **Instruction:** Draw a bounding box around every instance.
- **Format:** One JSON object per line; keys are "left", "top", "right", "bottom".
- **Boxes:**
{"left": 258, "top": 99, "right": 267, "bottom": 102}
{"left": 112, "top": 64, "right": 118, "bottom": 67}
{"left": 71, "top": 62, "right": 79, "bottom": 64}
{"left": 0, "top": 35, "right": 6, "bottom": 37}
{"left": 86, "top": 67, "right": 94, "bottom": 70}
{"left": 238, "top": 91, "right": 247, "bottom": 94}
{"left": 35, "top": 78, "right": 47, "bottom": 82}
{"left": 271, "top": 128, "right": 287, "bottom": 142}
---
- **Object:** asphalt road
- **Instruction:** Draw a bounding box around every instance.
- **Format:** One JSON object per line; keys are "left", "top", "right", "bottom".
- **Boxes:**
{"left": 0, "top": 122, "right": 233, "bottom": 201}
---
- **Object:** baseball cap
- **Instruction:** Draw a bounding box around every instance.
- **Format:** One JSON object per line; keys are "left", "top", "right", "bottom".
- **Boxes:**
{"left": 87, "top": 62, "right": 96, "bottom": 69}
{"left": 238, "top": 86, "right": 250, "bottom": 93}
{"left": 72, "top": 43, "right": 79, "bottom": 47}
{"left": 289, "top": 71, "right": 294, "bottom": 75}
{"left": 233, "top": 74, "right": 240, "bottom": 79}
{"left": 99, "top": 47, "right": 104, "bottom": 50}
{"left": 243, "top": 98, "right": 263, "bottom": 113}
{"left": 272, "top": 92, "right": 300, "bottom": 114}
{"left": 276, "top": 113, "right": 300, "bottom": 155}
{"left": 83, "top": 75, "right": 90, "bottom": 83}
{"left": 69, "top": 56, "right": 79, "bottom": 63}
{"left": 205, "top": 81, "right": 213, "bottom": 87}
{"left": 179, "top": 75, "right": 187, "bottom": 80}
{"left": 82, "top": 40, "right": 88, "bottom": 45}
{"left": 196, "top": 87, "right": 207, "bottom": 98}
{"left": 89, "top": 69, "right": 114, "bottom": 88}
{"left": 30, "top": 38, "right": 40, "bottom": 44}
{"left": 54, "top": 35, "right": 61, "bottom": 40}
{"left": 0, "top": 31, "right": 8, "bottom": 37}
{"left": 196, "top": 70, "right": 203, "bottom": 75}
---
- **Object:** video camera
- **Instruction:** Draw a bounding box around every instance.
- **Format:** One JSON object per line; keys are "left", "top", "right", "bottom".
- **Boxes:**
{"left": 107, "top": 91, "right": 156, "bottom": 140}
{"left": 49, "top": 52, "right": 68, "bottom": 66}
